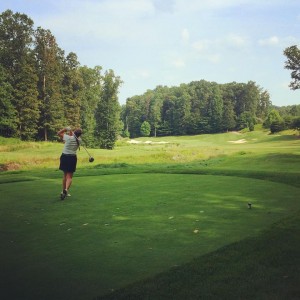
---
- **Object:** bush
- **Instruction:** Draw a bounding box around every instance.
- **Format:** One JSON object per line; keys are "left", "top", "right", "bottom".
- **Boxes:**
{"left": 121, "top": 129, "right": 130, "bottom": 138}
{"left": 140, "top": 121, "right": 151, "bottom": 137}
{"left": 270, "top": 120, "right": 285, "bottom": 133}
{"left": 292, "top": 117, "right": 300, "bottom": 134}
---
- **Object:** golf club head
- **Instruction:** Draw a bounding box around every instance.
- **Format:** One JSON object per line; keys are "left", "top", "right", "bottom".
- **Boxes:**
{"left": 89, "top": 157, "right": 94, "bottom": 163}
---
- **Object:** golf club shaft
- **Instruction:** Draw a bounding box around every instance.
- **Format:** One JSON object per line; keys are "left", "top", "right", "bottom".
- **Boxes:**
{"left": 72, "top": 131, "right": 92, "bottom": 158}
{"left": 82, "top": 144, "right": 92, "bottom": 158}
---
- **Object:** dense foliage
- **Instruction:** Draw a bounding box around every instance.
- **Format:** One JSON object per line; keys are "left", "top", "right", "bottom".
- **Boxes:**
{"left": 0, "top": 10, "right": 121, "bottom": 148}
{"left": 119, "top": 45, "right": 300, "bottom": 138}
{"left": 284, "top": 45, "right": 300, "bottom": 90}
{"left": 121, "top": 81, "right": 272, "bottom": 137}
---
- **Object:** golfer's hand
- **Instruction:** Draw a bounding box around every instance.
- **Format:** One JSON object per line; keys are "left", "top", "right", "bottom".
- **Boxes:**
{"left": 65, "top": 126, "right": 71, "bottom": 131}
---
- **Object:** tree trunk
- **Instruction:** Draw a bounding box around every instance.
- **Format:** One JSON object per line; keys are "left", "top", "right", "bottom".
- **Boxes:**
{"left": 43, "top": 75, "right": 47, "bottom": 141}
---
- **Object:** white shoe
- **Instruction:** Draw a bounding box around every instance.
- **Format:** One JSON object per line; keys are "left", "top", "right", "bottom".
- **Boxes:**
{"left": 67, "top": 193, "right": 71, "bottom": 197}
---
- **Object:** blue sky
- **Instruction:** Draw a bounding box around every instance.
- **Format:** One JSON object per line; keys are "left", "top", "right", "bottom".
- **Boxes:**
{"left": 1, "top": 0, "right": 300, "bottom": 106}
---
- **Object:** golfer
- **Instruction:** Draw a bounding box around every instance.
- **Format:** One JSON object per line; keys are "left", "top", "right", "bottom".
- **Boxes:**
{"left": 57, "top": 126, "right": 82, "bottom": 200}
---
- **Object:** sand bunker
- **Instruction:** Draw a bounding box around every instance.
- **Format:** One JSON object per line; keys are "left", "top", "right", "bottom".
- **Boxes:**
{"left": 127, "top": 140, "right": 168, "bottom": 144}
{"left": 228, "top": 139, "right": 247, "bottom": 144}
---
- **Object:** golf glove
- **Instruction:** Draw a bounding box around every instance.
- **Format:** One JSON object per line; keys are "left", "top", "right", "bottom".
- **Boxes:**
{"left": 65, "top": 126, "right": 71, "bottom": 131}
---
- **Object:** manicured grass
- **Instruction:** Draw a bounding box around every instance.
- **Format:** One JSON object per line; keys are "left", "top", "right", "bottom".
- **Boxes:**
{"left": 0, "top": 173, "right": 299, "bottom": 299}
{"left": 0, "top": 130, "right": 299, "bottom": 300}
{"left": 100, "top": 211, "right": 300, "bottom": 300}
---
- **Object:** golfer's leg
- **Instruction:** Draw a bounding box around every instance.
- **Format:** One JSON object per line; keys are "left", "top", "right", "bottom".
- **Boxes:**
{"left": 66, "top": 172, "right": 73, "bottom": 191}
{"left": 62, "top": 172, "right": 67, "bottom": 190}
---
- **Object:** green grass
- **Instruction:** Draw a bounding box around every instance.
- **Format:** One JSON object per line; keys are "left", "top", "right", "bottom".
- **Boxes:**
{"left": 100, "top": 212, "right": 300, "bottom": 300}
{"left": 0, "top": 130, "right": 299, "bottom": 300}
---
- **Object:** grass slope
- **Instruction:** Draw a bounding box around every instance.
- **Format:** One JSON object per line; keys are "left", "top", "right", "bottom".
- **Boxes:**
{"left": 99, "top": 211, "right": 300, "bottom": 300}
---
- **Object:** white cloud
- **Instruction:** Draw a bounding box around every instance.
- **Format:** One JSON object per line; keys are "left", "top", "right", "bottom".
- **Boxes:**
{"left": 138, "top": 69, "right": 151, "bottom": 78}
{"left": 37, "top": 0, "right": 157, "bottom": 42}
{"left": 206, "top": 53, "right": 221, "bottom": 64}
{"left": 174, "top": 0, "right": 293, "bottom": 13}
{"left": 99, "top": 0, "right": 155, "bottom": 17}
{"left": 192, "top": 40, "right": 211, "bottom": 52}
{"left": 171, "top": 58, "right": 186, "bottom": 68}
{"left": 192, "top": 34, "right": 248, "bottom": 53}
{"left": 173, "top": 0, "right": 262, "bottom": 13}
{"left": 258, "top": 35, "right": 300, "bottom": 49}
{"left": 181, "top": 28, "right": 190, "bottom": 43}
{"left": 258, "top": 36, "right": 279, "bottom": 46}
{"left": 226, "top": 34, "right": 248, "bottom": 47}
{"left": 191, "top": 34, "right": 248, "bottom": 65}
{"left": 152, "top": 0, "right": 175, "bottom": 13}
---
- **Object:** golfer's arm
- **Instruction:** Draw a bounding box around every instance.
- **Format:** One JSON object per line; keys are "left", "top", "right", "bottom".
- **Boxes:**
{"left": 57, "top": 128, "right": 68, "bottom": 139}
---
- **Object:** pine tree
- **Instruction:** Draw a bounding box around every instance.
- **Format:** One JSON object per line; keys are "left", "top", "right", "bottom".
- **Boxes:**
{"left": 95, "top": 70, "right": 122, "bottom": 149}
{"left": 13, "top": 56, "right": 39, "bottom": 140}
{"left": 79, "top": 66, "right": 102, "bottom": 146}
{"left": 0, "top": 65, "right": 17, "bottom": 136}
{"left": 0, "top": 10, "right": 40, "bottom": 139}
{"left": 61, "top": 52, "right": 83, "bottom": 128}
{"left": 34, "top": 27, "right": 64, "bottom": 140}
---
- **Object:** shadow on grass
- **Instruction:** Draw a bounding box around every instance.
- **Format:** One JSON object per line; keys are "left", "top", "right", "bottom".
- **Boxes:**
{"left": 97, "top": 211, "right": 300, "bottom": 300}
{"left": 258, "top": 134, "right": 299, "bottom": 142}
{"left": 1, "top": 161, "right": 300, "bottom": 189}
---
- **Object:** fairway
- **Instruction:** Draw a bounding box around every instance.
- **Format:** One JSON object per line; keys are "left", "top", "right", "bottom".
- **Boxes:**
{"left": 1, "top": 173, "right": 299, "bottom": 300}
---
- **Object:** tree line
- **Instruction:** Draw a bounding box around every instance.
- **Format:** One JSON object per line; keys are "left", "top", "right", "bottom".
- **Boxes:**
{"left": 0, "top": 10, "right": 122, "bottom": 148}
{"left": 120, "top": 45, "right": 300, "bottom": 138}
{"left": 121, "top": 80, "right": 272, "bottom": 137}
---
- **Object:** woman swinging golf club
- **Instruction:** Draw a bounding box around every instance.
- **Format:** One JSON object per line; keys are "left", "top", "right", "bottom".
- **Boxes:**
{"left": 57, "top": 126, "right": 82, "bottom": 200}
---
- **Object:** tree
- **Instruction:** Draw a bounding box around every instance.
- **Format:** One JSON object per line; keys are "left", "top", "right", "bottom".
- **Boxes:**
{"left": 257, "top": 90, "right": 271, "bottom": 120}
{"left": 291, "top": 117, "right": 300, "bottom": 134}
{"left": 61, "top": 52, "right": 83, "bottom": 128}
{"left": 205, "top": 83, "right": 223, "bottom": 133}
{"left": 0, "top": 65, "right": 17, "bottom": 136}
{"left": 222, "top": 100, "right": 236, "bottom": 131}
{"left": 237, "top": 111, "right": 256, "bottom": 131}
{"left": 140, "top": 121, "right": 151, "bottom": 137}
{"left": 149, "top": 92, "right": 163, "bottom": 137}
{"left": 264, "top": 109, "right": 284, "bottom": 133}
{"left": 14, "top": 56, "right": 40, "bottom": 140}
{"left": 95, "top": 69, "right": 122, "bottom": 149}
{"left": 270, "top": 120, "right": 285, "bottom": 133}
{"left": 284, "top": 45, "right": 300, "bottom": 90}
{"left": 172, "top": 85, "right": 191, "bottom": 135}
{"left": 124, "top": 95, "right": 144, "bottom": 138}
{"left": 79, "top": 65, "right": 102, "bottom": 146}
{"left": 221, "top": 83, "right": 237, "bottom": 131}
{"left": 0, "top": 10, "right": 40, "bottom": 140}
{"left": 0, "top": 10, "right": 34, "bottom": 74}
{"left": 34, "top": 27, "right": 64, "bottom": 140}
{"left": 160, "top": 94, "right": 176, "bottom": 135}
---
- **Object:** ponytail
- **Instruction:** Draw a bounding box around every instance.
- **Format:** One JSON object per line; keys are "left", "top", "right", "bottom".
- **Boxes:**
{"left": 73, "top": 128, "right": 82, "bottom": 150}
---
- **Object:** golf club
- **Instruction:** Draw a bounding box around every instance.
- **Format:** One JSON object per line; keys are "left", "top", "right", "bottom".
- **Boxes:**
{"left": 72, "top": 130, "right": 94, "bottom": 162}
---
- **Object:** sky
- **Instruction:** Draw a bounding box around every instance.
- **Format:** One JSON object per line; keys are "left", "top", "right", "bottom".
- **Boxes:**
{"left": 1, "top": 0, "right": 300, "bottom": 106}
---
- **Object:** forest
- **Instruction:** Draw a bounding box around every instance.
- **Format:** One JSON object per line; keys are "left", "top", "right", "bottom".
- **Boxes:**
{"left": 121, "top": 80, "right": 300, "bottom": 138}
{"left": 0, "top": 10, "right": 122, "bottom": 149}
{"left": 122, "top": 80, "right": 271, "bottom": 137}
{"left": 1, "top": 10, "right": 300, "bottom": 147}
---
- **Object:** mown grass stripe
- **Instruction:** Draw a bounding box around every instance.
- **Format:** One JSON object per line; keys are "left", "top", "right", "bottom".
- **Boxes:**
{"left": 98, "top": 211, "right": 300, "bottom": 300}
